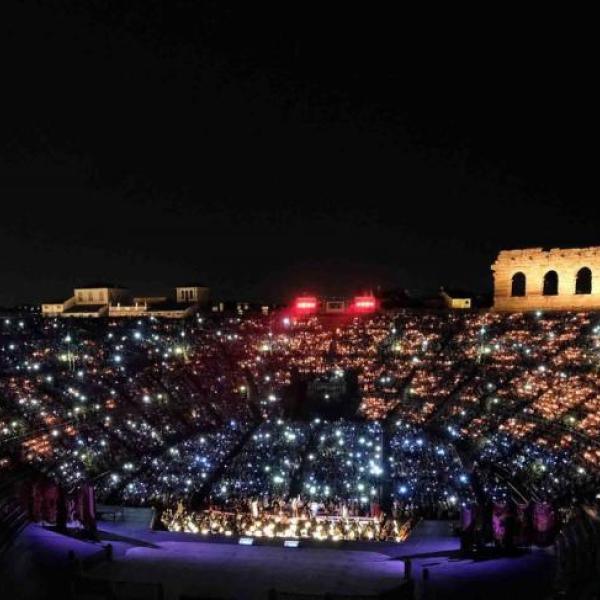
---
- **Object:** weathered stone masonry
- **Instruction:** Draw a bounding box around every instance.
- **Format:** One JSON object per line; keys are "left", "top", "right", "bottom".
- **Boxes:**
{"left": 493, "top": 247, "right": 600, "bottom": 311}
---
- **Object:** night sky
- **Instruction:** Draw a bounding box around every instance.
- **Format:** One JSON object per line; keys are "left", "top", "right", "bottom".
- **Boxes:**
{"left": 1, "top": 3, "right": 597, "bottom": 306}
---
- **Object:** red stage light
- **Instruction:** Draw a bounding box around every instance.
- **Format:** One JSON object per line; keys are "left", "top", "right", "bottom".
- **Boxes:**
{"left": 294, "top": 296, "right": 318, "bottom": 312}
{"left": 353, "top": 296, "right": 377, "bottom": 312}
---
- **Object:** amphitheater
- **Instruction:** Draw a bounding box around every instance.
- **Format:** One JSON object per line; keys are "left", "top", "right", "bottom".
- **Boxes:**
{"left": 493, "top": 246, "right": 600, "bottom": 311}
{"left": 2, "top": 248, "right": 600, "bottom": 599}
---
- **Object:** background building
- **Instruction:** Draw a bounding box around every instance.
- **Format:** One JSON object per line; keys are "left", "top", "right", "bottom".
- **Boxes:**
{"left": 493, "top": 247, "right": 600, "bottom": 311}
{"left": 42, "top": 284, "right": 209, "bottom": 318}
{"left": 440, "top": 288, "right": 472, "bottom": 310}
{"left": 41, "top": 284, "right": 128, "bottom": 317}
{"left": 176, "top": 286, "right": 210, "bottom": 304}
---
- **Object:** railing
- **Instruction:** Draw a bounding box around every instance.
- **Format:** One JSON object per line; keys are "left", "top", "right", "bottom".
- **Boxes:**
{"left": 0, "top": 470, "right": 29, "bottom": 554}
{"left": 554, "top": 507, "right": 600, "bottom": 599}
{"left": 0, "top": 496, "right": 28, "bottom": 554}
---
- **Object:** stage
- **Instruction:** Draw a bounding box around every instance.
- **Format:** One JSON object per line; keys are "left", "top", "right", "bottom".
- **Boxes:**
{"left": 2, "top": 510, "right": 556, "bottom": 600}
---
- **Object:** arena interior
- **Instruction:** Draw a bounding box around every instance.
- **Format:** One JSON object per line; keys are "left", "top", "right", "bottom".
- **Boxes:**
{"left": 1, "top": 304, "right": 600, "bottom": 599}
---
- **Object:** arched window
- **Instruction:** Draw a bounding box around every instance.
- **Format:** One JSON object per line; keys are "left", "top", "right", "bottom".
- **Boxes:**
{"left": 511, "top": 272, "right": 526, "bottom": 297}
{"left": 543, "top": 270, "right": 559, "bottom": 296}
{"left": 576, "top": 267, "right": 592, "bottom": 295}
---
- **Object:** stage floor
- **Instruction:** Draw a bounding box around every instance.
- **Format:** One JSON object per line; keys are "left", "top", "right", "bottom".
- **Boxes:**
{"left": 92, "top": 539, "right": 405, "bottom": 598}
{"left": 2, "top": 513, "right": 556, "bottom": 600}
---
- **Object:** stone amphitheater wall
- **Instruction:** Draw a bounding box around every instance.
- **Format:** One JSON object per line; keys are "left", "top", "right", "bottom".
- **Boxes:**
{"left": 492, "top": 247, "right": 600, "bottom": 311}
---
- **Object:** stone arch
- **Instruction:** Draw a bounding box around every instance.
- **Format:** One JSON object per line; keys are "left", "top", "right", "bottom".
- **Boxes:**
{"left": 493, "top": 248, "right": 600, "bottom": 311}
{"left": 575, "top": 267, "right": 592, "bottom": 295}
{"left": 543, "top": 270, "right": 559, "bottom": 296}
{"left": 511, "top": 272, "right": 526, "bottom": 297}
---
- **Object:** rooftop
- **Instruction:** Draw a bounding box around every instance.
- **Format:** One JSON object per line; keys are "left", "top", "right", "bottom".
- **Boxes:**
{"left": 75, "top": 282, "right": 126, "bottom": 290}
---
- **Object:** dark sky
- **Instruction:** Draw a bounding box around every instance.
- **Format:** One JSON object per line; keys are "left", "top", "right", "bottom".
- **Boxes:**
{"left": 1, "top": 3, "right": 597, "bottom": 305}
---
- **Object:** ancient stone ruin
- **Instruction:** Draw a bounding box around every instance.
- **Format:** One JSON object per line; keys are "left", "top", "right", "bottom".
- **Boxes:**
{"left": 493, "top": 247, "right": 600, "bottom": 311}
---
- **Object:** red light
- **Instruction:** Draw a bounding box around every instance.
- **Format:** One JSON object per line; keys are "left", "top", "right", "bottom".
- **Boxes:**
{"left": 294, "top": 296, "right": 318, "bottom": 312}
{"left": 353, "top": 296, "right": 377, "bottom": 312}
{"left": 297, "top": 301, "right": 316, "bottom": 309}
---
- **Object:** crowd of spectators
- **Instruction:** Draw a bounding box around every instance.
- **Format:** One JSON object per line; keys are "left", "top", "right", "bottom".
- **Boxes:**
{"left": 2, "top": 308, "right": 600, "bottom": 543}
{"left": 388, "top": 420, "right": 474, "bottom": 518}
{"left": 211, "top": 419, "right": 310, "bottom": 502}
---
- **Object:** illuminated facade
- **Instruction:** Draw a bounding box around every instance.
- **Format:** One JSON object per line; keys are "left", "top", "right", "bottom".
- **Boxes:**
{"left": 42, "top": 285, "right": 209, "bottom": 318}
{"left": 440, "top": 289, "right": 472, "bottom": 310}
{"left": 493, "top": 247, "right": 600, "bottom": 311}
{"left": 42, "top": 286, "right": 128, "bottom": 318}
{"left": 176, "top": 286, "right": 209, "bottom": 304}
